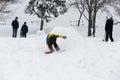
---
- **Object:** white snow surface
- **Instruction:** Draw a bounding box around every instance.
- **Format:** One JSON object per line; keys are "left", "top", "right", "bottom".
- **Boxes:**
{"left": 0, "top": 1, "right": 120, "bottom": 80}
{"left": 0, "top": 26, "right": 120, "bottom": 80}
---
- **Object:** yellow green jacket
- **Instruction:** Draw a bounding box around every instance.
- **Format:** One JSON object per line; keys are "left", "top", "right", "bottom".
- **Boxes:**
{"left": 46, "top": 33, "right": 64, "bottom": 45}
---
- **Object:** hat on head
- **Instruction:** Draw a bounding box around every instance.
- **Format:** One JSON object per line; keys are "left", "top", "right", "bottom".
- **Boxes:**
{"left": 15, "top": 17, "right": 18, "bottom": 19}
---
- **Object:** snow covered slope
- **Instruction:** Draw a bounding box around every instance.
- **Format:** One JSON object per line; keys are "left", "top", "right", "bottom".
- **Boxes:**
{"left": 0, "top": 0, "right": 120, "bottom": 80}
{"left": 0, "top": 27, "right": 120, "bottom": 80}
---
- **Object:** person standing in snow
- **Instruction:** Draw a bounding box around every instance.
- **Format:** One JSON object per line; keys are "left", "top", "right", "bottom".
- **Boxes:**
{"left": 20, "top": 22, "right": 28, "bottom": 38}
{"left": 46, "top": 33, "right": 67, "bottom": 53}
{"left": 105, "top": 17, "right": 114, "bottom": 42}
{"left": 11, "top": 17, "right": 19, "bottom": 37}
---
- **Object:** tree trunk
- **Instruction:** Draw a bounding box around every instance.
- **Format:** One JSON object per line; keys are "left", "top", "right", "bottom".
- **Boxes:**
{"left": 92, "top": 0, "right": 97, "bottom": 37}
{"left": 88, "top": 20, "right": 92, "bottom": 36}
{"left": 88, "top": 11, "right": 92, "bottom": 36}
{"left": 77, "top": 10, "right": 84, "bottom": 27}
{"left": 40, "top": 18, "right": 44, "bottom": 31}
{"left": 77, "top": 15, "right": 81, "bottom": 27}
{"left": 92, "top": 13, "right": 96, "bottom": 37}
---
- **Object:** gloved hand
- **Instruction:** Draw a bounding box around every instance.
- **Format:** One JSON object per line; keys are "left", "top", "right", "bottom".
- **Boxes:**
{"left": 63, "top": 36, "right": 67, "bottom": 39}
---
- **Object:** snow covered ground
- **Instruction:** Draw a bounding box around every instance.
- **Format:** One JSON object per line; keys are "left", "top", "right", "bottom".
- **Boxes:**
{"left": 0, "top": 26, "right": 120, "bottom": 80}
{"left": 0, "top": 0, "right": 120, "bottom": 80}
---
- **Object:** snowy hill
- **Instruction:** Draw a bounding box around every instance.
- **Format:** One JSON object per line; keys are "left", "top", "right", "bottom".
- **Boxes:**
{"left": 0, "top": 0, "right": 120, "bottom": 80}
{"left": 0, "top": 27, "right": 120, "bottom": 80}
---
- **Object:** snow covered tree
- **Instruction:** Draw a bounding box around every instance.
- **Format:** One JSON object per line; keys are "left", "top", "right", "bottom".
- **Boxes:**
{"left": 69, "top": 0, "right": 86, "bottom": 27}
{"left": 0, "top": 0, "right": 18, "bottom": 21}
{"left": 25, "top": 0, "right": 67, "bottom": 30}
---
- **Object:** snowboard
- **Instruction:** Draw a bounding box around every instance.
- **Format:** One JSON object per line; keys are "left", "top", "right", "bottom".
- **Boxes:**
{"left": 44, "top": 50, "right": 65, "bottom": 54}
{"left": 44, "top": 51, "right": 52, "bottom": 54}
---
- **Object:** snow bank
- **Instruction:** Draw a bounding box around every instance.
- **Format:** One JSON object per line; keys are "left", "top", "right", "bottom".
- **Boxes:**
{"left": 0, "top": 0, "right": 120, "bottom": 80}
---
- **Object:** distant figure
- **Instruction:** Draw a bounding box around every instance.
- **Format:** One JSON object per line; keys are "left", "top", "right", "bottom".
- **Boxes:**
{"left": 20, "top": 22, "right": 28, "bottom": 38}
{"left": 45, "top": 33, "right": 67, "bottom": 54}
{"left": 105, "top": 17, "right": 114, "bottom": 42}
{"left": 11, "top": 17, "right": 19, "bottom": 37}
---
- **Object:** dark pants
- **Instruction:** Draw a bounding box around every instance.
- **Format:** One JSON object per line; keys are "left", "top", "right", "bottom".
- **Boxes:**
{"left": 24, "top": 33, "right": 26, "bottom": 38}
{"left": 105, "top": 32, "right": 114, "bottom": 42}
{"left": 48, "top": 42, "right": 60, "bottom": 52}
{"left": 48, "top": 36, "right": 60, "bottom": 52}
{"left": 23, "top": 32, "right": 27, "bottom": 38}
{"left": 12, "top": 29, "right": 18, "bottom": 37}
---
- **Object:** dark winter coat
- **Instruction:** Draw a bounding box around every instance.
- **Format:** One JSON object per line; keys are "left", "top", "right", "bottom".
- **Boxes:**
{"left": 11, "top": 20, "right": 19, "bottom": 29}
{"left": 105, "top": 18, "right": 113, "bottom": 33}
{"left": 21, "top": 24, "right": 28, "bottom": 34}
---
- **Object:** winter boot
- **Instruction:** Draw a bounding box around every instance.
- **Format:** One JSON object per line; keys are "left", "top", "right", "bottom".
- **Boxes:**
{"left": 56, "top": 47, "right": 60, "bottom": 51}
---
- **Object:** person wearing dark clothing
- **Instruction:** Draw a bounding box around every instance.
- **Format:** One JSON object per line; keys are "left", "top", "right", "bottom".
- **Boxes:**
{"left": 46, "top": 33, "right": 67, "bottom": 53}
{"left": 11, "top": 17, "right": 19, "bottom": 37}
{"left": 105, "top": 17, "right": 114, "bottom": 42}
{"left": 20, "top": 22, "right": 28, "bottom": 38}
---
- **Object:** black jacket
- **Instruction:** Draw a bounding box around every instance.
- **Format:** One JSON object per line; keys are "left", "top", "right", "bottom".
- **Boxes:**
{"left": 105, "top": 18, "right": 113, "bottom": 33}
{"left": 21, "top": 24, "right": 28, "bottom": 34}
{"left": 11, "top": 20, "right": 19, "bottom": 29}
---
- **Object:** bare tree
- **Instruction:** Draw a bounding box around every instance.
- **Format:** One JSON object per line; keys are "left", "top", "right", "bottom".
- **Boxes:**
{"left": 69, "top": 0, "right": 120, "bottom": 37}
{"left": 69, "top": 0, "right": 88, "bottom": 27}
{"left": 79, "top": 0, "right": 109, "bottom": 37}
